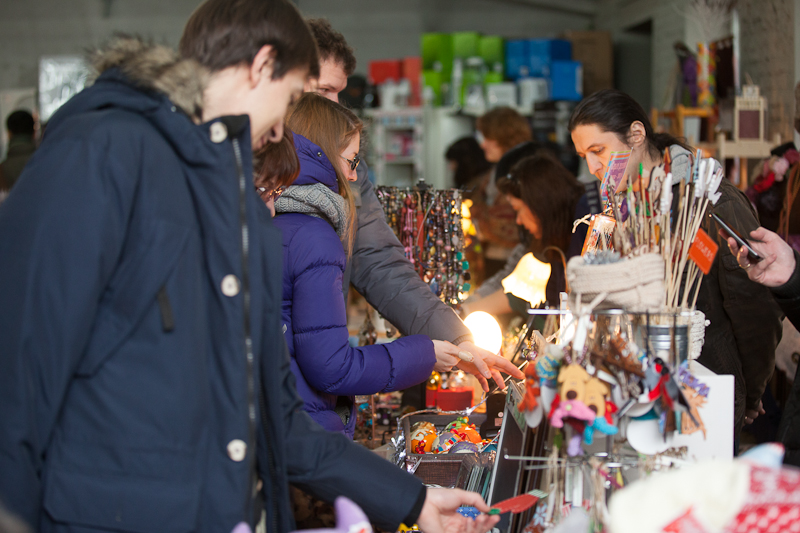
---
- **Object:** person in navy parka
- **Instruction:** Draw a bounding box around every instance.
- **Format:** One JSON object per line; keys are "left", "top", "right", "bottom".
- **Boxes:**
{"left": 0, "top": 2, "right": 500, "bottom": 532}
{"left": 276, "top": 93, "right": 462, "bottom": 437}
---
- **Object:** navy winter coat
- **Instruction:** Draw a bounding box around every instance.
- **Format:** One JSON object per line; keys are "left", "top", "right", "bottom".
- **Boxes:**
{"left": 273, "top": 133, "right": 435, "bottom": 437}
{"left": 0, "top": 40, "right": 425, "bottom": 533}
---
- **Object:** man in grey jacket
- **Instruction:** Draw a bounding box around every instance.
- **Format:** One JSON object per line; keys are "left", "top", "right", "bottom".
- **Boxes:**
{"left": 304, "top": 19, "right": 523, "bottom": 390}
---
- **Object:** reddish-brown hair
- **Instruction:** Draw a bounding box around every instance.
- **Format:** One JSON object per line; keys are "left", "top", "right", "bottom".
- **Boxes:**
{"left": 477, "top": 107, "right": 532, "bottom": 152}
{"left": 254, "top": 129, "right": 300, "bottom": 199}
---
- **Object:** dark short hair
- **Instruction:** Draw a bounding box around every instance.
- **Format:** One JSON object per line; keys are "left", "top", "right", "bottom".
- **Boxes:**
{"left": 6, "top": 110, "right": 34, "bottom": 136}
{"left": 445, "top": 137, "right": 491, "bottom": 189}
{"left": 498, "top": 153, "right": 583, "bottom": 256}
{"left": 179, "top": 0, "right": 320, "bottom": 79}
{"left": 476, "top": 107, "right": 532, "bottom": 152}
{"left": 307, "top": 18, "right": 356, "bottom": 76}
{"left": 494, "top": 141, "right": 541, "bottom": 182}
{"left": 254, "top": 129, "right": 299, "bottom": 192}
{"left": 569, "top": 89, "right": 691, "bottom": 161}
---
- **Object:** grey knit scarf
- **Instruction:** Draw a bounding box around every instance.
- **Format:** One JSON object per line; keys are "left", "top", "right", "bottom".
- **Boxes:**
{"left": 274, "top": 183, "right": 349, "bottom": 239}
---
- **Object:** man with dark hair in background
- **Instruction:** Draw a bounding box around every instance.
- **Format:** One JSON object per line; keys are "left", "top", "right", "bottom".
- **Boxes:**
{"left": 0, "top": 110, "right": 36, "bottom": 190}
{"left": 304, "top": 19, "right": 524, "bottom": 395}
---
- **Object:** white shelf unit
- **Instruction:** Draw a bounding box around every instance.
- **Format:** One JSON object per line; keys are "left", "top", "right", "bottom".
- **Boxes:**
{"left": 365, "top": 108, "right": 474, "bottom": 190}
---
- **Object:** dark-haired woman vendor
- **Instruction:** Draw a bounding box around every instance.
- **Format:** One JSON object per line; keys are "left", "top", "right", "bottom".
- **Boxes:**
{"left": 462, "top": 152, "right": 589, "bottom": 315}
{"left": 569, "top": 88, "right": 782, "bottom": 438}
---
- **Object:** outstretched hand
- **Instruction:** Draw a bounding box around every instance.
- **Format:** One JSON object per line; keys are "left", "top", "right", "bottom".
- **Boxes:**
{"left": 417, "top": 488, "right": 500, "bottom": 533}
{"left": 724, "top": 227, "right": 796, "bottom": 288}
{"left": 456, "top": 341, "right": 524, "bottom": 392}
{"left": 432, "top": 340, "right": 461, "bottom": 373}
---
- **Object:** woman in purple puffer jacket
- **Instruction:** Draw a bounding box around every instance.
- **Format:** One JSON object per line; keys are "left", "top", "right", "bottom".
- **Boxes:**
{"left": 274, "top": 93, "right": 460, "bottom": 437}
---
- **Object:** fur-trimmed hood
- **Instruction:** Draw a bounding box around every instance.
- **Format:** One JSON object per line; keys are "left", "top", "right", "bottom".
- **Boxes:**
{"left": 89, "top": 37, "right": 208, "bottom": 122}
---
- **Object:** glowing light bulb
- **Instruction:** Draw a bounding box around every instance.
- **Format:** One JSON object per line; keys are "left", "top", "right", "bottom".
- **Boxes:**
{"left": 501, "top": 253, "right": 551, "bottom": 306}
{"left": 460, "top": 199, "right": 473, "bottom": 234}
{"left": 464, "top": 311, "right": 503, "bottom": 354}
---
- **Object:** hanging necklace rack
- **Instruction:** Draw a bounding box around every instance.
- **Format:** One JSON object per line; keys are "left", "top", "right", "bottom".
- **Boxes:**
{"left": 377, "top": 185, "right": 470, "bottom": 309}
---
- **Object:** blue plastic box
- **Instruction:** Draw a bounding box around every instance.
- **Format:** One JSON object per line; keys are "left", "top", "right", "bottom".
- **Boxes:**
{"left": 551, "top": 60, "right": 583, "bottom": 101}
{"left": 527, "top": 39, "right": 572, "bottom": 78}
{"left": 505, "top": 39, "right": 528, "bottom": 80}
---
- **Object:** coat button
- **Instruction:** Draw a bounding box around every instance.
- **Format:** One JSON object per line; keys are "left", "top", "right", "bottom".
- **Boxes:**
{"left": 227, "top": 439, "right": 247, "bottom": 462}
{"left": 282, "top": 324, "right": 287, "bottom": 333}
{"left": 221, "top": 274, "right": 240, "bottom": 297}
{"left": 210, "top": 122, "right": 228, "bottom": 143}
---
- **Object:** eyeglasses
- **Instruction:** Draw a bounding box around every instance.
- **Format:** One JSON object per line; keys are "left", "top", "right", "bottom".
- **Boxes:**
{"left": 256, "top": 185, "right": 286, "bottom": 202}
{"left": 341, "top": 153, "right": 361, "bottom": 172}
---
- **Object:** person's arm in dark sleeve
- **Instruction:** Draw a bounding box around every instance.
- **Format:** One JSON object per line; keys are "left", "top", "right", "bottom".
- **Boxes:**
{"left": 712, "top": 188, "right": 783, "bottom": 412}
{"left": 771, "top": 250, "right": 800, "bottom": 330}
{"left": 0, "top": 135, "right": 133, "bottom": 526}
{"left": 262, "top": 321, "right": 427, "bottom": 530}
{"left": 289, "top": 225, "right": 435, "bottom": 395}
{"left": 349, "top": 163, "right": 472, "bottom": 344}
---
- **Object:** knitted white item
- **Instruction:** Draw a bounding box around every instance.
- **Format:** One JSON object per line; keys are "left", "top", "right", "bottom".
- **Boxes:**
{"left": 688, "top": 309, "right": 709, "bottom": 361}
{"left": 567, "top": 253, "right": 666, "bottom": 312}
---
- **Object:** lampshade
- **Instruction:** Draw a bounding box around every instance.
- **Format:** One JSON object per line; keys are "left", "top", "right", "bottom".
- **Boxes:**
{"left": 501, "top": 252, "right": 551, "bottom": 306}
{"left": 464, "top": 311, "right": 503, "bottom": 354}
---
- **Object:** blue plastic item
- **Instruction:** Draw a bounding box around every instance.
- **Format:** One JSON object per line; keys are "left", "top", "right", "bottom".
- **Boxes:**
{"left": 457, "top": 506, "right": 481, "bottom": 520}
{"left": 550, "top": 60, "right": 583, "bottom": 101}
{"left": 527, "top": 39, "right": 572, "bottom": 78}
{"left": 504, "top": 40, "right": 528, "bottom": 80}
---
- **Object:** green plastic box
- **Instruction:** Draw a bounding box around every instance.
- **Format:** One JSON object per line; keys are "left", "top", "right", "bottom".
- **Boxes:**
{"left": 479, "top": 36, "right": 504, "bottom": 66}
{"left": 421, "top": 33, "right": 454, "bottom": 82}
{"left": 452, "top": 32, "right": 480, "bottom": 59}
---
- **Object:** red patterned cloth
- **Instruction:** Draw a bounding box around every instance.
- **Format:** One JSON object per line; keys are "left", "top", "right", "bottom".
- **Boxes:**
{"left": 724, "top": 464, "right": 800, "bottom": 533}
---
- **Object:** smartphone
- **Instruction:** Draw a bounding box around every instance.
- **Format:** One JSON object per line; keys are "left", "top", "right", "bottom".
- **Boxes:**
{"left": 710, "top": 212, "right": 763, "bottom": 263}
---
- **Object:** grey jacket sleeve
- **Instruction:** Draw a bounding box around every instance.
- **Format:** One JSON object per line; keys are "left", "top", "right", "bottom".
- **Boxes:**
{"left": 469, "top": 243, "right": 527, "bottom": 300}
{"left": 345, "top": 162, "right": 473, "bottom": 345}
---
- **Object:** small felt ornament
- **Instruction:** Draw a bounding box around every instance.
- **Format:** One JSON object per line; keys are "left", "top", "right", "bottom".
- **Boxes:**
{"left": 457, "top": 426, "right": 482, "bottom": 443}
{"left": 445, "top": 416, "right": 470, "bottom": 432}
{"left": 583, "top": 377, "right": 610, "bottom": 416}
{"left": 583, "top": 415, "right": 618, "bottom": 445}
{"left": 518, "top": 364, "right": 542, "bottom": 412}
{"left": 432, "top": 431, "right": 460, "bottom": 453}
{"left": 410, "top": 421, "right": 436, "bottom": 433}
{"left": 550, "top": 399, "right": 596, "bottom": 428}
{"left": 557, "top": 364, "right": 591, "bottom": 403}
{"left": 449, "top": 441, "right": 480, "bottom": 454}
{"left": 412, "top": 432, "right": 436, "bottom": 454}
{"left": 536, "top": 345, "right": 564, "bottom": 385}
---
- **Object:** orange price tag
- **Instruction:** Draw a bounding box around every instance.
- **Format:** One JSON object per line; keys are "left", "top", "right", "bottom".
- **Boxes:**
{"left": 688, "top": 228, "right": 718, "bottom": 275}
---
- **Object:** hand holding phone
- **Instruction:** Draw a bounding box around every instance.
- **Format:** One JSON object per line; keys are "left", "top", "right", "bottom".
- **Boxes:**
{"left": 710, "top": 212, "right": 763, "bottom": 263}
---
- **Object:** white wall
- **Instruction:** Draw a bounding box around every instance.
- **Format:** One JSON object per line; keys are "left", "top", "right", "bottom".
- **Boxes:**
{"left": 595, "top": 0, "right": 689, "bottom": 111}
{"left": 0, "top": 0, "right": 201, "bottom": 92}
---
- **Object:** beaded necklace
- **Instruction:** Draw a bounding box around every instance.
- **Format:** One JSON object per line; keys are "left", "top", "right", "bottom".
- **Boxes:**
{"left": 377, "top": 186, "right": 470, "bottom": 309}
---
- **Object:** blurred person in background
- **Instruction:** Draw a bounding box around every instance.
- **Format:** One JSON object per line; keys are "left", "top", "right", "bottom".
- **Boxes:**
{"left": 0, "top": 110, "right": 36, "bottom": 191}
{"left": 463, "top": 151, "right": 589, "bottom": 317}
{"left": 445, "top": 136, "right": 493, "bottom": 286}
{"left": 445, "top": 136, "right": 492, "bottom": 191}
{"left": 473, "top": 106, "right": 533, "bottom": 277}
